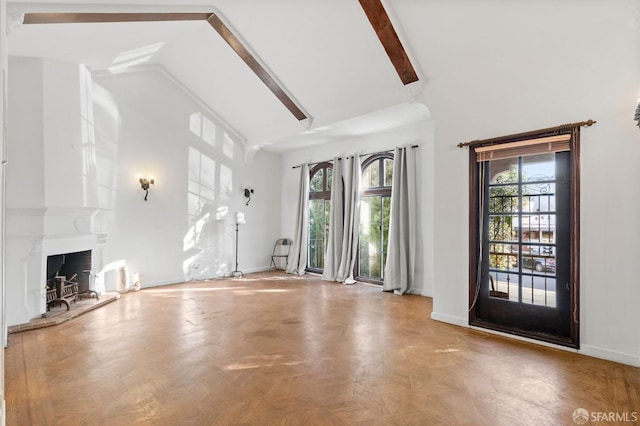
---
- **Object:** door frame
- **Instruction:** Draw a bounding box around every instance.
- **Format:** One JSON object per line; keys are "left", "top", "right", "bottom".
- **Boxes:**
{"left": 468, "top": 127, "right": 581, "bottom": 349}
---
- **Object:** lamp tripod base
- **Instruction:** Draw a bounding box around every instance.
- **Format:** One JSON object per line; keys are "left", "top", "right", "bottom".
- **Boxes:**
{"left": 231, "top": 270, "right": 244, "bottom": 278}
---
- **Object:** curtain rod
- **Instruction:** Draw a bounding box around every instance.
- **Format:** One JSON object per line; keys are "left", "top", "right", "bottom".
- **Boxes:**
{"left": 456, "top": 119, "right": 596, "bottom": 149}
{"left": 292, "top": 145, "right": 419, "bottom": 169}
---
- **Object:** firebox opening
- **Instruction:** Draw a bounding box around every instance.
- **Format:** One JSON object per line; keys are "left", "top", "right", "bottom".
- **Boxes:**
{"left": 46, "top": 250, "right": 93, "bottom": 299}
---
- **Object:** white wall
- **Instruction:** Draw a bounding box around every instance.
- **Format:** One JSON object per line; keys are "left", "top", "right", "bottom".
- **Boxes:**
{"left": 93, "top": 68, "right": 282, "bottom": 287}
{"left": 5, "top": 61, "right": 282, "bottom": 326}
{"left": 280, "top": 117, "right": 435, "bottom": 296}
{"left": 7, "top": 58, "right": 104, "bottom": 326}
{"left": 392, "top": 0, "right": 640, "bottom": 365}
{"left": 6, "top": 57, "right": 44, "bottom": 326}
{"left": 1, "top": 1, "right": 8, "bottom": 422}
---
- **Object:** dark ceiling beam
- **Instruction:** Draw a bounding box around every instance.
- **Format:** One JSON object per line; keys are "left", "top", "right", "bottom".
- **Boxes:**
{"left": 206, "top": 14, "right": 307, "bottom": 121}
{"left": 23, "top": 11, "right": 309, "bottom": 122}
{"left": 23, "top": 13, "right": 211, "bottom": 24}
{"left": 358, "top": 0, "right": 419, "bottom": 85}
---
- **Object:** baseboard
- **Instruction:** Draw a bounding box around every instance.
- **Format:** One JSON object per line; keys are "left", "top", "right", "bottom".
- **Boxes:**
{"left": 469, "top": 325, "right": 579, "bottom": 353}
{"left": 413, "top": 288, "right": 432, "bottom": 297}
{"left": 240, "top": 266, "right": 273, "bottom": 274}
{"left": 468, "top": 325, "right": 640, "bottom": 367}
{"left": 141, "top": 277, "right": 186, "bottom": 288}
{"left": 580, "top": 344, "right": 640, "bottom": 367}
{"left": 137, "top": 268, "right": 277, "bottom": 288}
{"left": 430, "top": 311, "right": 468, "bottom": 327}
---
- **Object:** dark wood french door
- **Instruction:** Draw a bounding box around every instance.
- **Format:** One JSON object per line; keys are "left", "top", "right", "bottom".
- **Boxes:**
{"left": 470, "top": 151, "right": 578, "bottom": 348}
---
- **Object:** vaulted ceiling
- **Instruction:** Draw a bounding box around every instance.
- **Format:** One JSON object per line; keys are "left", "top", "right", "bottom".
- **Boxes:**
{"left": 7, "top": 0, "right": 430, "bottom": 153}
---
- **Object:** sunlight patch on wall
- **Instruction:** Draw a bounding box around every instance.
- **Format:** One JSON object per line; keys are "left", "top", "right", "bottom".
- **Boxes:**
{"left": 79, "top": 64, "right": 98, "bottom": 208}
{"left": 107, "top": 42, "right": 165, "bottom": 74}
{"left": 222, "top": 132, "right": 234, "bottom": 160}
{"left": 190, "top": 112, "right": 217, "bottom": 148}
{"left": 183, "top": 212, "right": 211, "bottom": 252}
{"left": 183, "top": 109, "right": 244, "bottom": 281}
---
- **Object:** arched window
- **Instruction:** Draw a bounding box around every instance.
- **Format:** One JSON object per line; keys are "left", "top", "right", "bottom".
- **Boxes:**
{"left": 357, "top": 154, "right": 393, "bottom": 283}
{"left": 308, "top": 162, "right": 333, "bottom": 272}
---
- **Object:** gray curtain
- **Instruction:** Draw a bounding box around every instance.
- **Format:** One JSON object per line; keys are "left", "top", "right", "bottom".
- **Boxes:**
{"left": 383, "top": 146, "right": 417, "bottom": 294}
{"left": 336, "top": 155, "right": 361, "bottom": 284}
{"left": 321, "top": 157, "right": 343, "bottom": 281}
{"left": 286, "top": 163, "right": 309, "bottom": 275}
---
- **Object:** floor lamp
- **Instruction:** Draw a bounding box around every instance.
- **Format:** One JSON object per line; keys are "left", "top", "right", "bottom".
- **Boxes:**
{"left": 232, "top": 212, "right": 246, "bottom": 278}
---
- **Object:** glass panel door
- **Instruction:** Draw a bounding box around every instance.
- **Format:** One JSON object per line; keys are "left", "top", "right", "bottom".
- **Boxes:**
{"left": 473, "top": 152, "right": 574, "bottom": 346}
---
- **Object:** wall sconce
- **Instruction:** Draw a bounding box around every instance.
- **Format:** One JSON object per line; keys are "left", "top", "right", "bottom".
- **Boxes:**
{"left": 139, "top": 176, "right": 154, "bottom": 201}
{"left": 635, "top": 99, "right": 640, "bottom": 129}
{"left": 244, "top": 187, "right": 254, "bottom": 206}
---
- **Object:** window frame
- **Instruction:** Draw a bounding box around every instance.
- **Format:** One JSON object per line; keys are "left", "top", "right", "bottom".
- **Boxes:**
{"left": 306, "top": 162, "right": 333, "bottom": 273}
{"left": 356, "top": 153, "right": 394, "bottom": 285}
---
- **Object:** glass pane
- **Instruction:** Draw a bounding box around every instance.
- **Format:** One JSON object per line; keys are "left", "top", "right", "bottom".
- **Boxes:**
{"left": 489, "top": 157, "right": 518, "bottom": 184}
{"left": 361, "top": 166, "right": 371, "bottom": 190}
{"left": 384, "top": 159, "right": 393, "bottom": 186}
{"left": 523, "top": 153, "right": 555, "bottom": 183}
{"left": 488, "top": 215, "right": 517, "bottom": 242}
{"left": 324, "top": 199, "right": 331, "bottom": 254}
{"left": 519, "top": 214, "right": 556, "bottom": 244}
{"left": 489, "top": 185, "right": 519, "bottom": 213}
{"left": 519, "top": 244, "right": 555, "bottom": 276}
{"left": 361, "top": 161, "right": 380, "bottom": 189}
{"left": 327, "top": 167, "right": 333, "bottom": 191}
{"left": 370, "top": 161, "right": 380, "bottom": 188}
{"left": 359, "top": 196, "right": 382, "bottom": 279}
{"left": 382, "top": 196, "right": 391, "bottom": 267}
{"left": 308, "top": 199, "right": 325, "bottom": 269}
{"left": 521, "top": 274, "right": 556, "bottom": 307}
{"left": 489, "top": 243, "right": 517, "bottom": 271}
{"left": 310, "top": 170, "right": 323, "bottom": 192}
{"left": 370, "top": 197, "right": 382, "bottom": 278}
{"left": 358, "top": 197, "right": 372, "bottom": 276}
{"left": 523, "top": 184, "right": 555, "bottom": 213}
{"left": 489, "top": 271, "right": 517, "bottom": 301}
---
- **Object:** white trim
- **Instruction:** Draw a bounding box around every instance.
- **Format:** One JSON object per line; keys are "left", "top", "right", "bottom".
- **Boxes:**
{"left": 8, "top": 3, "right": 214, "bottom": 15}
{"left": 467, "top": 326, "right": 640, "bottom": 367}
{"left": 139, "top": 266, "right": 274, "bottom": 288}
{"left": 580, "top": 344, "right": 640, "bottom": 367}
{"left": 410, "top": 288, "right": 432, "bottom": 297}
{"left": 236, "top": 266, "right": 272, "bottom": 275}
{"left": 140, "top": 276, "right": 188, "bottom": 289}
{"left": 430, "top": 311, "right": 468, "bottom": 327}
{"left": 6, "top": 207, "right": 46, "bottom": 216}
{"left": 469, "top": 325, "right": 580, "bottom": 353}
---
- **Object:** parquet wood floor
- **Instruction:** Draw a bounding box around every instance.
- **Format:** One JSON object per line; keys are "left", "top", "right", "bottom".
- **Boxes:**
{"left": 6, "top": 271, "right": 640, "bottom": 425}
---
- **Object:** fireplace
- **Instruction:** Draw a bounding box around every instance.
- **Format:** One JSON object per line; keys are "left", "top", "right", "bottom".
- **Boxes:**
{"left": 46, "top": 250, "right": 98, "bottom": 311}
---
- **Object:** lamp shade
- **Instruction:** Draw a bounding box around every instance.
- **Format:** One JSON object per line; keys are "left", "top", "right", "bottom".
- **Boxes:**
{"left": 235, "top": 212, "right": 246, "bottom": 225}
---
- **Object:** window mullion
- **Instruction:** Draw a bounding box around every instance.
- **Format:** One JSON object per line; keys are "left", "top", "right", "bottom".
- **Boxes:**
{"left": 517, "top": 156, "right": 523, "bottom": 303}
